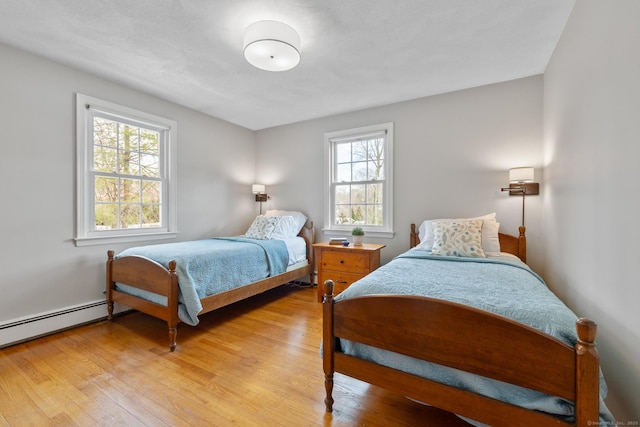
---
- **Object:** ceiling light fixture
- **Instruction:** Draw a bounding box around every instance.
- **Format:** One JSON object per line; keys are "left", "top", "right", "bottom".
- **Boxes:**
{"left": 243, "top": 20, "right": 301, "bottom": 72}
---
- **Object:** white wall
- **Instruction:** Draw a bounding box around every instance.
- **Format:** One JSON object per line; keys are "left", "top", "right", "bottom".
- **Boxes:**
{"left": 543, "top": 0, "right": 640, "bottom": 420}
{"left": 0, "top": 42, "right": 256, "bottom": 342}
{"left": 256, "top": 76, "right": 544, "bottom": 269}
{"left": 4, "top": 10, "right": 634, "bottom": 417}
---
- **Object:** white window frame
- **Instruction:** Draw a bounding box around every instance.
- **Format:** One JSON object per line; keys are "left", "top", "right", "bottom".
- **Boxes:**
{"left": 74, "top": 94, "right": 178, "bottom": 247}
{"left": 323, "top": 122, "right": 394, "bottom": 238}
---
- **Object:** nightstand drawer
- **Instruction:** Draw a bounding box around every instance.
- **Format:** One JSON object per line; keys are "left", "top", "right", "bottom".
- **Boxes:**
{"left": 320, "top": 250, "right": 371, "bottom": 274}
{"left": 313, "top": 242, "right": 386, "bottom": 302}
{"left": 318, "top": 271, "right": 364, "bottom": 296}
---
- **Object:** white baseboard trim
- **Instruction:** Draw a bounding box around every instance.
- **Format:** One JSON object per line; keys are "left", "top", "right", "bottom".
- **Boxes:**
{"left": 0, "top": 299, "right": 127, "bottom": 348}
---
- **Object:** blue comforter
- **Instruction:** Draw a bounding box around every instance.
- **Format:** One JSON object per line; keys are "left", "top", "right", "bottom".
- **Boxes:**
{"left": 115, "top": 237, "right": 289, "bottom": 325}
{"left": 334, "top": 249, "right": 614, "bottom": 425}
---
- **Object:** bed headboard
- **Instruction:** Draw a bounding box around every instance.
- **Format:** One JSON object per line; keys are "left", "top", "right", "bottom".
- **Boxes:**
{"left": 299, "top": 221, "right": 315, "bottom": 264}
{"left": 409, "top": 224, "right": 527, "bottom": 263}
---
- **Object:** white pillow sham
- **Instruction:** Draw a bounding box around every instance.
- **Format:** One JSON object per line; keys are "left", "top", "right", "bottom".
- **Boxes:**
{"left": 264, "top": 210, "right": 307, "bottom": 234}
{"left": 416, "top": 212, "right": 500, "bottom": 255}
{"left": 271, "top": 215, "right": 299, "bottom": 239}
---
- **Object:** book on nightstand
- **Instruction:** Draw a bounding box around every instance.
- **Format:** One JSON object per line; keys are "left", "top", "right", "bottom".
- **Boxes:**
{"left": 329, "top": 237, "right": 349, "bottom": 245}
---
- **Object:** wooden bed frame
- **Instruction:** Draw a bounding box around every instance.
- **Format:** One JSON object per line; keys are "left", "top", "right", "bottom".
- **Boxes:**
{"left": 106, "top": 222, "right": 314, "bottom": 352}
{"left": 409, "top": 223, "right": 528, "bottom": 263}
{"left": 322, "top": 225, "right": 601, "bottom": 426}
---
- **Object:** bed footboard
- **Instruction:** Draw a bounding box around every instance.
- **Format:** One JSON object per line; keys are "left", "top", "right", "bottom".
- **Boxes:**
{"left": 106, "top": 250, "right": 179, "bottom": 351}
{"left": 322, "top": 280, "right": 600, "bottom": 427}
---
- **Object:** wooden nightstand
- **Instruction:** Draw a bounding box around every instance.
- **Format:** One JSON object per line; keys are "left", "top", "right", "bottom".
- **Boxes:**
{"left": 313, "top": 242, "right": 386, "bottom": 302}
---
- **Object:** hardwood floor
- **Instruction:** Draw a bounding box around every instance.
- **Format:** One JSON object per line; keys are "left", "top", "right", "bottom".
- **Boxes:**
{"left": 0, "top": 285, "right": 471, "bottom": 426}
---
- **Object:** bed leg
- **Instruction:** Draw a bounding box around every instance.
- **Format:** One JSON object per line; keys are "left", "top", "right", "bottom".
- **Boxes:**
{"left": 168, "top": 327, "right": 177, "bottom": 352}
{"left": 106, "top": 250, "right": 114, "bottom": 321}
{"left": 167, "top": 260, "right": 179, "bottom": 352}
{"left": 323, "top": 280, "right": 336, "bottom": 412}
{"left": 107, "top": 301, "right": 114, "bottom": 321}
{"left": 324, "top": 373, "right": 334, "bottom": 412}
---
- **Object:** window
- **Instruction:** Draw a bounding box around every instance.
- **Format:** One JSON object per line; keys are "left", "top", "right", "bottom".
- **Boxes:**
{"left": 75, "top": 94, "right": 177, "bottom": 246}
{"left": 324, "top": 122, "right": 394, "bottom": 238}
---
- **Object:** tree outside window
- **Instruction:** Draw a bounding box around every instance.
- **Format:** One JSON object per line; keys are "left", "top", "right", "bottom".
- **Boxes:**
{"left": 92, "top": 117, "right": 162, "bottom": 230}
{"left": 334, "top": 136, "right": 385, "bottom": 226}
{"left": 75, "top": 93, "right": 177, "bottom": 246}
{"left": 324, "top": 123, "right": 394, "bottom": 237}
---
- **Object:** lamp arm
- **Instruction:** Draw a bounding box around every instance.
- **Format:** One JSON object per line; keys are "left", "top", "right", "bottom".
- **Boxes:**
{"left": 501, "top": 185, "right": 528, "bottom": 227}
{"left": 521, "top": 191, "right": 526, "bottom": 228}
{"left": 501, "top": 187, "right": 524, "bottom": 193}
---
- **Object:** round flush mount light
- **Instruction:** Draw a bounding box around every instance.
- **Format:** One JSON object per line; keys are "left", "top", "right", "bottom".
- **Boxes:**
{"left": 243, "top": 20, "right": 301, "bottom": 72}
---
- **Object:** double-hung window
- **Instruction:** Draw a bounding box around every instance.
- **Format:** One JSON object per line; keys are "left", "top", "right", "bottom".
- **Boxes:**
{"left": 75, "top": 94, "right": 177, "bottom": 246}
{"left": 324, "top": 122, "right": 394, "bottom": 238}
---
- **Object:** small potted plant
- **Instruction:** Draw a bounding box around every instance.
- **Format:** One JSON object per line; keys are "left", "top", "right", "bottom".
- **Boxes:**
{"left": 351, "top": 226, "right": 365, "bottom": 246}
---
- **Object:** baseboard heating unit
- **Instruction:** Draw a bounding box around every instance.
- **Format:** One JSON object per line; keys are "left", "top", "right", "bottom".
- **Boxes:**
{"left": 0, "top": 300, "right": 109, "bottom": 348}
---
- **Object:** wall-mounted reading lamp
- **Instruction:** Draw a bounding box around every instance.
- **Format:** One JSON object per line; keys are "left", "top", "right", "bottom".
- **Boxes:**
{"left": 501, "top": 167, "right": 539, "bottom": 227}
{"left": 252, "top": 184, "right": 269, "bottom": 214}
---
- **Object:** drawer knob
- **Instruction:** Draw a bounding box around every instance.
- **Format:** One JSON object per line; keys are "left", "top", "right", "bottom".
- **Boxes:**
{"left": 340, "top": 259, "right": 344, "bottom": 264}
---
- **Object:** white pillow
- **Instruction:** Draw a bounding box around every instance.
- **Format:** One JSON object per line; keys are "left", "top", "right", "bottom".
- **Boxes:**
{"left": 245, "top": 215, "right": 281, "bottom": 240}
{"left": 416, "top": 213, "right": 500, "bottom": 255}
{"left": 430, "top": 220, "right": 486, "bottom": 258}
{"left": 264, "top": 210, "right": 307, "bottom": 234}
{"left": 271, "top": 216, "right": 299, "bottom": 240}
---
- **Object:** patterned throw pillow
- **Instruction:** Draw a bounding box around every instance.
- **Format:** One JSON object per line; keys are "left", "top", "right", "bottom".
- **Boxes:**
{"left": 415, "top": 213, "right": 500, "bottom": 255}
{"left": 431, "top": 220, "right": 486, "bottom": 258}
{"left": 245, "top": 215, "right": 282, "bottom": 240}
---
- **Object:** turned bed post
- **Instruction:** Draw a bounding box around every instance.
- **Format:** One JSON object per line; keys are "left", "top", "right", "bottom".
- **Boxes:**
{"left": 518, "top": 226, "right": 527, "bottom": 263}
{"left": 167, "top": 260, "right": 179, "bottom": 352}
{"left": 410, "top": 223, "right": 419, "bottom": 248}
{"left": 106, "top": 250, "right": 115, "bottom": 320}
{"left": 322, "top": 280, "right": 335, "bottom": 412}
{"left": 575, "top": 318, "right": 599, "bottom": 426}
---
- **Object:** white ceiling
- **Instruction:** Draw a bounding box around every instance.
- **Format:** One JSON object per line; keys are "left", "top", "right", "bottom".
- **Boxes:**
{"left": 0, "top": 0, "right": 575, "bottom": 130}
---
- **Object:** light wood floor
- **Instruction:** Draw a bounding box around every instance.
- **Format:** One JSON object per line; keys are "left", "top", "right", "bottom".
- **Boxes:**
{"left": 0, "top": 285, "right": 472, "bottom": 426}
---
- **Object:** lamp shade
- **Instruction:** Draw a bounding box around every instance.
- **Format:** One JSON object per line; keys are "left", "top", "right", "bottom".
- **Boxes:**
{"left": 252, "top": 184, "right": 266, "bottom": 194}
{"left": 243, "top": 20, "right": 301, "bottom": 72}
{"left": 509, "top": 167, "right": 534, "bottom": 183}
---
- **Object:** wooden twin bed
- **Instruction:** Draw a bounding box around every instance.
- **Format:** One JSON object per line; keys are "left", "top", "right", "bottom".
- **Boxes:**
{"left": 322, "top": 224, "right": 608, "bottom": 426}
{"left": 106, "top": 222, "right": 314, "bottom": 352}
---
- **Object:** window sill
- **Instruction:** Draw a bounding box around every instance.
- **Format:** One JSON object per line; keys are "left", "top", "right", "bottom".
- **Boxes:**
{"left": 74, "top": 231, "right": 179, "bottom": 247}
{"left": 322, "top": 229, "right": 395, "bottom": 239}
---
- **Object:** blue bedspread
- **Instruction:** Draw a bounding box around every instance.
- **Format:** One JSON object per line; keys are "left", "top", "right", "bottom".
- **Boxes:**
{"left": 115, "top": 237, "right": 288, "bottom": 325}
{"left": 334, "top": 249, "right": 614, "bottom": 425}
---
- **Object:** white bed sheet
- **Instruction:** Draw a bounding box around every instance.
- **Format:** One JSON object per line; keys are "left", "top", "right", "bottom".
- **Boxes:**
{"left": 282, "top": 236, "right": 308, "bottom": 266}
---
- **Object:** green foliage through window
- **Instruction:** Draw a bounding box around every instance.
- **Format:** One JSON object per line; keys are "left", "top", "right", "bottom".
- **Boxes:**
{"left": 92, "top": 117, "right": 162, "bottom": 230}
{"left": 333, "top": 136, "right": 385, "bottom": 226}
